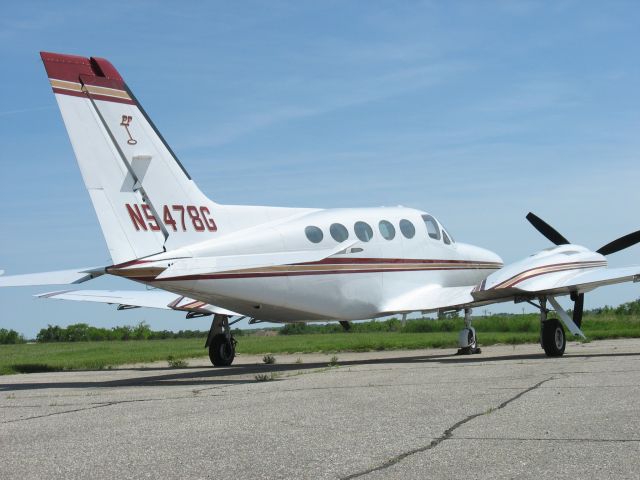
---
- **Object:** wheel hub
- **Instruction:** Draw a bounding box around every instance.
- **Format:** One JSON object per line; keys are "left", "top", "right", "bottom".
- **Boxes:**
{"left": 554, "top": 327, "right": 563, "bottom": 349}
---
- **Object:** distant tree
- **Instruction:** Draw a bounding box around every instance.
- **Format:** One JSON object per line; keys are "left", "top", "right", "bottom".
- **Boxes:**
{"left": 64, "top": 323, "right": 90, "bottom": 342}
{"left": 0, "top": 328, "right": 25, "bottom": 344}
{"left": 280, "top": 323, "right": 310, "bottom": 335}
{"left": 615, "top": 298, "right": 640, "bottom": 316}
{"left": 37, "top": 325, "right": 64, "bottom": 342}
{"left": 132, "top": 322, "right": 151, "bottom": 340}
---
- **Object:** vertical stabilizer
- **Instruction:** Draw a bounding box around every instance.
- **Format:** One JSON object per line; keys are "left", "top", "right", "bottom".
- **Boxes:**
{"left": 40, "top": 52, "right": 218, "bottom": 263}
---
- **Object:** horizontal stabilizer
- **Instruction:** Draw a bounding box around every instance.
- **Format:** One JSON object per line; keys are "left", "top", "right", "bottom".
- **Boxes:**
{"left": 37, "top": 289, "right": 238, "bottom": 316}
{"left": 156, "top": 241, "right": 357, "bottom": 279}
{"left": 0, "top": 267, "right": 104, "bottom": 287}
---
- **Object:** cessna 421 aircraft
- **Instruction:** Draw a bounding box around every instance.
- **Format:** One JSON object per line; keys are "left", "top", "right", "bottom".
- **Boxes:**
{"left": 2, "top": 51, "right": 640, "bottom": 366}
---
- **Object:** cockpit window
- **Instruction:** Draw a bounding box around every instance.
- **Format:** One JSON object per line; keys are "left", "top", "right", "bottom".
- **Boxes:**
{"left": 330, "top": 223, "right": 349, "bottom": 242}
{"left": 442, "top": 230, "right": 451, "bottom": 245}
{"left": 304, "top": 225, "right": 323, "bottom": 243}
{"left": 441, "top": 224, "right": 455, "bottom": 244}
{"left": 421, "top": 214, "right": 441, "bottom": 240}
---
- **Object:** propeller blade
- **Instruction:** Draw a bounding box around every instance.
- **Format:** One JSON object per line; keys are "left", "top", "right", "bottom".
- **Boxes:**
{"left": 526, "top": 212, "right": 570, "bottom": 246}
{"left": 596, "top": 230, "right": 640, "bottom": 256}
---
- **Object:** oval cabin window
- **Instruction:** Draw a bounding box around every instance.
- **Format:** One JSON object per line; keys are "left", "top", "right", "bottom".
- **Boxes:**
{"left": 354, "top": 221, "right": 374, "bottom": 242}
{"left": 379, "top": 220, "right": 396, "bottom": 240}
{"left": 399, "top": 219, "right": 415, "bottom": 239}
{"left": 330, "top": 223, "right": 349, "bottom": 242}
{"left": 304, "top": 225, "right": 324, "bottom": 243}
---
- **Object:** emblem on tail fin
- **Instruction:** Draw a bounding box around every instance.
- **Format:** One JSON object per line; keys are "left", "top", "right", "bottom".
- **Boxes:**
{"left": 120, "top": 115, "right": 137, "bottom": 145}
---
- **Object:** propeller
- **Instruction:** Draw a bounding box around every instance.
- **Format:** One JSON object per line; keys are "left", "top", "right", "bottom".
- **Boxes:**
{"left": 596, "top": 230, "right": 640, "bottom": 256}
{"left": 525, "top": 212, "right": 570, "bottom": 246}
{"left": 526, "top": 212, "right": 640, "bottom": 327}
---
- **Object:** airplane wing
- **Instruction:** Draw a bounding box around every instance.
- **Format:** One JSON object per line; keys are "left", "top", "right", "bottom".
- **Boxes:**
{"left": 37, "top": 289, "right": 239, "bottom": 316}
{"left": 0, "top": 267, "right": 105, "bottom": 287}
{"left": 381, "top": 266, "right": 640, "bottom": 315}
{"left": 473, "top": 265, "right": 640, "bottom": 301}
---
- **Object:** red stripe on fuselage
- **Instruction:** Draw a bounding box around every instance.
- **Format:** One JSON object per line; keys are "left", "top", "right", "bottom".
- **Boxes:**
{"left": 137, "top": 262, "right": 502, "bottom": 282}
{"left": 307, "top": 258, "right": 500, "bottom": 266}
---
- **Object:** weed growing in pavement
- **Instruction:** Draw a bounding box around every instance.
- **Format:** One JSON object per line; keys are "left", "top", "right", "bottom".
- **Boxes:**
{"left": 167, "top": 356, "right": 188, "bottom": 368}
{"left": 255, "top": 372, "right": 279, "bottom": 382}
{"left": 263, "top": 354, "right": 276, "bottom": 364}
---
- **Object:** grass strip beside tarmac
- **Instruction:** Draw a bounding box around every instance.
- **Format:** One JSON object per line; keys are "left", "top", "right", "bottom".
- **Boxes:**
{"left": 2, "top": 322, "right": 640, "bottom": 375}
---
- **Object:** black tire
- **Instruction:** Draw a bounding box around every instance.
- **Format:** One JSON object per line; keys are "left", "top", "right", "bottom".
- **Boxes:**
{"left": 542, "top": 319, "right": 566, "bottom": 357}
{"left": 209, "top": 334, "right": 236, "bottom": 366}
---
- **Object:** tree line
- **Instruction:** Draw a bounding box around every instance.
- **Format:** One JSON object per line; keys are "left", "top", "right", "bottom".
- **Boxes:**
{"left": 35, "top": 322, "right": 210, "bottom": 343}
{"left": 1, "top": 298, "right": 638, "bottom": 344}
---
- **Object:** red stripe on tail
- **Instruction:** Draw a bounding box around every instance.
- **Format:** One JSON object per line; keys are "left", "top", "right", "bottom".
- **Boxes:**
{"left": 40, "top": 51, "right": 128, "bottom": 93}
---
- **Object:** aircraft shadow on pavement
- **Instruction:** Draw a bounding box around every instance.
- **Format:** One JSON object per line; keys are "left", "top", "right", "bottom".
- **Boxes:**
{"left": 1, "top": 349, "right": 637, "bottom": 392}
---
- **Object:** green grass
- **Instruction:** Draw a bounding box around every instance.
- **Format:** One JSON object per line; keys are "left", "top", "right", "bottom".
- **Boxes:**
{"left": 0, "top": 338, "right": 205, "bottom": 375}
{"left": 1, "top": 314, "right": 639, "bottom": 375}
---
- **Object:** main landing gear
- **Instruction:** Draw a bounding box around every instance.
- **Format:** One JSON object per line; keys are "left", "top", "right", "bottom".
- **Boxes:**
{"left": 457, "top": 308, "right": 481, "bottom": 355}
{"left": 206, "top": 314, "right": 237, "bottom": 366}
{"left": 538, "top": 297, "right": 566, "bottom": 357}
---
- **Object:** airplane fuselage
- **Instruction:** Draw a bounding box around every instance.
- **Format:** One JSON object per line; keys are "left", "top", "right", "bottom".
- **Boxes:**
{"left": 110, "top": 206, "right": 503, "bottom": 322}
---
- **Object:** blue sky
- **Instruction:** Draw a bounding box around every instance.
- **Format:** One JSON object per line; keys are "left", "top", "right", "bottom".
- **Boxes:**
{"left": 1, "top": 1, "right": 639, "bottom": 337}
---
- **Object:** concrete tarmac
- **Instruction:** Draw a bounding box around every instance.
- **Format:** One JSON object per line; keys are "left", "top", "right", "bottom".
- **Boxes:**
{"left": 1, "top": 339, "right": 639, "bottom": 479}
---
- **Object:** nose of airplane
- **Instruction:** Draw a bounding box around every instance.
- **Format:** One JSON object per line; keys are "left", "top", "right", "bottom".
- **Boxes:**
{"left": 457, "top": 243, "right": 503, "bottom": 266}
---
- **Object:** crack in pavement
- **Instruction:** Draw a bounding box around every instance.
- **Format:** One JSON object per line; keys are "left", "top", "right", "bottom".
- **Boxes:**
{"left": 340, "top": 377, "right": 553, "bottom": 480}
{"left": 2, "top": 401, "right": 119, "bottom": 424}
{"left": 450, "top": 436, "right": 640, "bottom": 443}
{"left": 0, "top": 392, "right": 226, "bottom": 424}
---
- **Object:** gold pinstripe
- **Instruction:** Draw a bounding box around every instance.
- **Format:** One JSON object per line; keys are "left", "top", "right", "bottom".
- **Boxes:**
{"left": 491, "top": 261, "right": 607, "bottom": 290}
{"left": 49, "top": 78, "right": 132, "bottom": 100}
{"left": 109, "top": 261, "right": 503, "bottom": 279}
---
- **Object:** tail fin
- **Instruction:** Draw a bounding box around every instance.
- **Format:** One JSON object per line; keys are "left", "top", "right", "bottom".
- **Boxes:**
{"left": 40, "top": 52, "right": 218, "bottom": 263}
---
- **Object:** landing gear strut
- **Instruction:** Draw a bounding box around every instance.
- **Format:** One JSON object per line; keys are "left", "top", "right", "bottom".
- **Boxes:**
{"left": 457, "top": 308, "right": 481, "bottom": 355}
{"left": 538, "top": 297, "right": 566, "bottom": 357}
{"left": 205, "top": 314, "right": 236, "bottom": 366}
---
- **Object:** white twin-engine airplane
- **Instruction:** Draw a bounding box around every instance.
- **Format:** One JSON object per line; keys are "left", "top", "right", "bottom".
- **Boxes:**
{"left": 2, "top": 51, "right": 640, "bottom": 366}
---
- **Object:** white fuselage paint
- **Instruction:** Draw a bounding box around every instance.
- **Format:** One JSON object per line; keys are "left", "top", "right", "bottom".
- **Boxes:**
{"left": 116, "top": 206, "right": 503, "bottom": 322}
